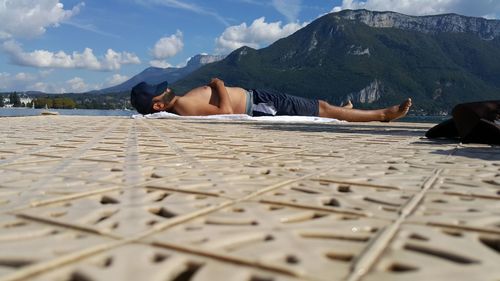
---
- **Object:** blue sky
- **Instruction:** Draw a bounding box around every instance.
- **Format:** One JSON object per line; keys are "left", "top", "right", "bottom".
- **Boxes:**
{"left": 1, "top": 0, "right": 499, "bottom": 93}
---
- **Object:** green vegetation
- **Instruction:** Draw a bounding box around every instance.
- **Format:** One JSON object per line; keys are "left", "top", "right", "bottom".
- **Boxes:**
{"left": 65, "top": 91, "right": 131, "bottom": 109}
{"left": 0, "top": 91, "right": 131, "bottom": 110}
{"left": 9, "top": 92, "right": 21, "bottom": 107}
{"left": 33, "top": 97, "right": 76, "bottom": 109}
{"left": 173, "top": 14, "right": 500, "bottom": 115}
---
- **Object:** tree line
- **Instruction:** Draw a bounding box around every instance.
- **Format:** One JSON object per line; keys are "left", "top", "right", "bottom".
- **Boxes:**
{"left": 0, "top": 92, "right": 25, "bottom": 107}
{"left": 0, "top": 92, "right": 76, "bottom": 109}
{"left": 34, "top": 97, "right": 76, "bottom": 109}
{"left": 0, "top": 92, "right": 131, "bottom": 110}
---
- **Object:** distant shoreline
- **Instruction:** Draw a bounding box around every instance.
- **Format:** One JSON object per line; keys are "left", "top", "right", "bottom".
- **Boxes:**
{"left": 0, "top": 107, "right": 134, "bottom": 118}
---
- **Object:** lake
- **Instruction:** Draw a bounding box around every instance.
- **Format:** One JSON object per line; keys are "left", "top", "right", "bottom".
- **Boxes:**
{"left": 0, "top": 107, "right": 135, "bottom": 117}
{"left": 399, "top": 115, "right": 448, "bottom": 123}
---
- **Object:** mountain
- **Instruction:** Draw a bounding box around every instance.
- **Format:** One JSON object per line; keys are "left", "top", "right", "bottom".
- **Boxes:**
{"left": 172, "top": 10, "right": 500, "bottom": 115}
{"left": 95, "top": 54, "right": 225, "bottom": 94}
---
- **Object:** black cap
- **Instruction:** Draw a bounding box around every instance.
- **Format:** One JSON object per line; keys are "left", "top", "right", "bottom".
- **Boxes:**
{"left": 130, "top": 81, "right": 169, "bottom": 114}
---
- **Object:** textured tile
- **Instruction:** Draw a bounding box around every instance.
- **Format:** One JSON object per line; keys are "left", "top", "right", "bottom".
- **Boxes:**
{"left": 0, "top": 116, "right": 499, "bottom": 281}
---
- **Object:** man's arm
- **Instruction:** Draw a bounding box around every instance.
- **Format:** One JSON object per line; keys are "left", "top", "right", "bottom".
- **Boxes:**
{"left": 208, "top": 78, "right": 233, "bottom": 114}
{"left": 172, "top": 78, "right": 234, "bottom": 116}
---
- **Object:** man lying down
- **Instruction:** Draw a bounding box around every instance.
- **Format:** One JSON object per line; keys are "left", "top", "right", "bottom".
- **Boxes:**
{"left": 130, "top": 78, "right": 412, "bottom": 122}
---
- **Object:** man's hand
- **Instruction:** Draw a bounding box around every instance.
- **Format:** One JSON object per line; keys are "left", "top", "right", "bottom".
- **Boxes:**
{"left": 207, "top": 77, "right": 233, "bottom": 114}
{"left": 208, "top": 77, "right": 224, "bottom": 88}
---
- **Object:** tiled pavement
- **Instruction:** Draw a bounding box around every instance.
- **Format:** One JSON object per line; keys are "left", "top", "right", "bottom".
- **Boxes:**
{"left": 0, "top": 116, "right": 499, "bottom": 281}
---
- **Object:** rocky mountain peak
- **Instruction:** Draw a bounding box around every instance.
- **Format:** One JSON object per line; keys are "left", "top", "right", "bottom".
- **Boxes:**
{"left": 94, "top": 53, "right": 225, "bottom": 94}
{"left": 336, "top": 9, "right": 500, "bottom": 40}
{"left": 187, "top": 54, "right": 226, "bottom": 67}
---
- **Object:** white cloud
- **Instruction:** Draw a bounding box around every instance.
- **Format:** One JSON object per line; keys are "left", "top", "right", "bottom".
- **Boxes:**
{"left": 102, "top": 49, "right": 141, "bottom": 70}
{"left": 63, "top": 21, "right": 120, "bottom": 39}
{"left": 136, "top": 0, "right": 229, "bottom": 26}
{"left": 0, "top": 70, "right": 102, "bottom": 93}
{"left": 67, "top": 77, "right": 89, "bottom": 92}
{"left": 39, "top": 69, "right": 54, "bottom": 78}
{"left": 149, "top": 31, "right": 184, "bottom": 67}
{"left": 151, "top": 31, "right": 184, "bottom": 60}
{"left": 29, "top": 77, "right": 99, "bottom": 93}
{"left": 2, "top": 40, "right": 141, "bottom": 71}
{"left": 272, "top": 0, "right": 302, "bottom": 22}
{"left": 29, "top": 82, "right": 65, "bottom": 93}
{"left": 106, "top": 74, "right": 129, "bottom": 86}
{"left": 333, "top": 0, "right": 500, "bottom": 18}
{"left": 0, "top": 72, "right": 37, "bottom": 91}
{"left": 149, "top": 59, "right": 173, "bottom": 68}
{"left": 215, "top": 17, "right": 307, "bottom": 53}
{"left": 14, "top": 72, "right": 37, "bottom": 81}
{"left": 0, "top": 0, "right": 84, "bottom": 39}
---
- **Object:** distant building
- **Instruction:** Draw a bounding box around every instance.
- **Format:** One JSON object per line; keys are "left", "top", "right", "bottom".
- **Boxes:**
{"left": 2, "top": 97, "right": 11, "bottom": 107}
{"left": 1, "top": 93, "right": 33, "bottom": 107}
{"left": 19, "top": 94, "right": 33, "bottom": 106}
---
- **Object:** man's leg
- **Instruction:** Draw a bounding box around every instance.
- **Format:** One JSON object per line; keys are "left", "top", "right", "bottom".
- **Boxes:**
{"left": 318, "top": 98, "right": 412, "bottom": 122}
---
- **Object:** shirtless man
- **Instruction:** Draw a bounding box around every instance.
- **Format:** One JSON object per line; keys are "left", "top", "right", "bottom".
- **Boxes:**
{"left": 130, "top": 78, "right": 412, "bottom": 122}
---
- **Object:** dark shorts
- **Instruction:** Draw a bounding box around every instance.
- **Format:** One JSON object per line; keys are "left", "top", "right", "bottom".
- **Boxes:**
{"left": 247, "top": 89, "right": 319, "bottom": 117}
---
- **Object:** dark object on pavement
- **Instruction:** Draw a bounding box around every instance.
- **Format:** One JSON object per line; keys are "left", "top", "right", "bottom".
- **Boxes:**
{"left": 426, "top": 100, "right": 500, "bottom": 145}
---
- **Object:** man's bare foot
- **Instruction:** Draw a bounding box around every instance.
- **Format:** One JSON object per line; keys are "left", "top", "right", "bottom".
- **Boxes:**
{"left": 382, "top": 98, "right": 412, "bottom": 122}
{"left": 342, "top": 100, "right": 353, "bottom": 109}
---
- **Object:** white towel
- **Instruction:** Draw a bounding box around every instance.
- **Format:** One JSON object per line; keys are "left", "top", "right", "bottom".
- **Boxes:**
{"left": 132, "top": 111, "right": 342, "bottom": 123}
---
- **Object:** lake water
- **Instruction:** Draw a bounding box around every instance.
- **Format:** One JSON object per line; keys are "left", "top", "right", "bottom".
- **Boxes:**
{"left": 0, "top": 107, "right": 136, "bottom": 117}
{"left": 399, "top": 115, "right": 448, "bottom": 123}
{"left": 0, "top": 107, "right": 447, "bottom": 123}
